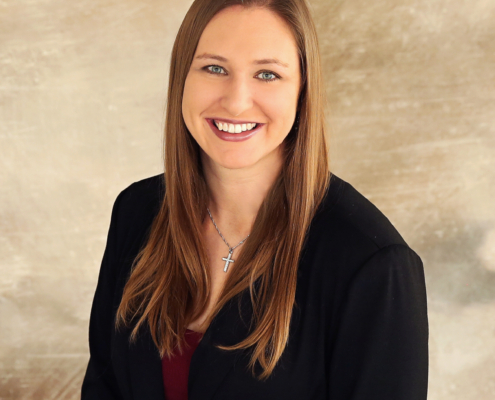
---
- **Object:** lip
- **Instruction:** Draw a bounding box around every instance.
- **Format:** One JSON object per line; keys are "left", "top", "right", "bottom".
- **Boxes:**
{"left": 209, "top": 117, "right": 261, "bottom": 125}
{"left": 205, "top": 118, "right": 264, "bottom": 142}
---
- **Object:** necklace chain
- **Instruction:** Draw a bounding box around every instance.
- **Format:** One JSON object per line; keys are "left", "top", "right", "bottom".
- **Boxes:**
{"left": 206, "top": 207, "right": 250, "bottom": 253}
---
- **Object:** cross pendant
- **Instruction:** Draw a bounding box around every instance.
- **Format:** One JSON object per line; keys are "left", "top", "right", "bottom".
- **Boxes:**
{"left": 222, "top": 251, "right": 235, "bottom": 272}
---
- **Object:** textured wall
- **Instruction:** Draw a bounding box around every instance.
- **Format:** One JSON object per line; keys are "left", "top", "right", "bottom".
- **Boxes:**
{"left": 0, "top": 0, "right": 494, "bottom": 398}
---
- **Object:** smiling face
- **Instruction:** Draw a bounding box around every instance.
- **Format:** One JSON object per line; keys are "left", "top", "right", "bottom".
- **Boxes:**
{"left": 182, "top": 5, "right": 301, "bottom": 170}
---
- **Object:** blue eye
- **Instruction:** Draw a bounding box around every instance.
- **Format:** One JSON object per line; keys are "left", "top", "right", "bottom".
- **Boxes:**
{"left": 207, "top": 65, "right": 225, "bottom": 74}
{"left": 202, "top": 65, "right": 280, "bottom": 83}
{"left": 256, "top": 71, "right": 278, "bottom": 82}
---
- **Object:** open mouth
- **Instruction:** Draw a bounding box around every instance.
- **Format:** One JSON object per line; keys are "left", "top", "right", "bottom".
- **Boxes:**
{"left": 206, "top": 118, "right": 264, "bottom": 142}
{"left": 212, "top": 119, "right": 259, "bottom": 134}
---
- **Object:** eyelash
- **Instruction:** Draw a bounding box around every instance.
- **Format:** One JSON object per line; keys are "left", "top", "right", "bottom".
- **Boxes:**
{"left": 202, "top": 64, "right": 281, "bottom": 83}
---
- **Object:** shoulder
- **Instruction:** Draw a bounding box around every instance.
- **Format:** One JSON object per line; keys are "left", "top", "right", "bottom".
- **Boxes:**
{"left": 302, "top": 174, "right": 425, "bottom": 310}
{"left": 113, "top": 173, "right": 165, "bottom": 227}
{"left": 109, "top": 174, "right": 165, "bottom": 259}
{"left": 313, "top": 173, "right": 408, "bottom": 252}
{"left": 302, "top": 173, "right": 423, "bottom": 281}
{"left": 116, "top": 173, "right": 165, "bottom": 214}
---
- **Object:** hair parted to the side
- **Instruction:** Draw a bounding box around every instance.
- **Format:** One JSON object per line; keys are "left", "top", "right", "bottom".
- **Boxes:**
{"left": 116, "top": 0, "right": 331, "bottom": 381}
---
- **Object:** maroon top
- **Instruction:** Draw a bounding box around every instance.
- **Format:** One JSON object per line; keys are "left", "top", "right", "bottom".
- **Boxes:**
{"left": 162, "top": 329, "right": 204, "bottom": 400}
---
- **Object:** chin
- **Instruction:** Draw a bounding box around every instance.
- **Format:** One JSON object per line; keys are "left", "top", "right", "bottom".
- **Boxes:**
{"left": 214, "top": 152, "right": 259, "bottom": 170}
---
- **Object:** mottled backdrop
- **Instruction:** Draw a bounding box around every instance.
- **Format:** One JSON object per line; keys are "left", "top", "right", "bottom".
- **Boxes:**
{"left": 0, "top": 0, "right": 494, "bottom": 398}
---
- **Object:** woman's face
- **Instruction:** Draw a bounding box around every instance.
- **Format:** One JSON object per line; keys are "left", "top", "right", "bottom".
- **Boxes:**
{"left": 182, "top": 5, "right": 301, "bottom": 170}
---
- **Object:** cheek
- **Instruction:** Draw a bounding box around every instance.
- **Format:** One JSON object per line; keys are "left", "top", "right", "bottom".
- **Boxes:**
{"left": 182, "top": 77, "right": 206, "bottom": 136}
{"left": 260, "top": 88, "right": 299, "bottom": 133}
{"left": 182, "top": 78, "right": 193, "bottom": 124}
{"left": 183, "top": 77, "right": 200, "bottom": 113}
{"left": 183, "top": 74, "right": 217, "bottom": 114}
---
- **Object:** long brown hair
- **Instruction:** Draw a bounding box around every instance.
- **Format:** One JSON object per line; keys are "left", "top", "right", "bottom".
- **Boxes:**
{"left": 116, "top": 0, "right": 330, "bottom": 380}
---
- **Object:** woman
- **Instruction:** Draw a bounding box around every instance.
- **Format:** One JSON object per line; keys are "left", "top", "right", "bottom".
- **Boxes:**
{"left": 82, "top": 0, "right": 428, "bottom": 399}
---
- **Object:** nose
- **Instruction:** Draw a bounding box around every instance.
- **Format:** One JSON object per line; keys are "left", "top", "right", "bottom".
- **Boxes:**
{"left": 220, "top": 76, "right": 254, "bottom": 117}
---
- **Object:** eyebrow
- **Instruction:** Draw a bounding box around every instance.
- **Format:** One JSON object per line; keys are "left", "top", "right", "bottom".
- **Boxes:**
{"left": 195, "top": 52, "right": 289, "bottom": 68}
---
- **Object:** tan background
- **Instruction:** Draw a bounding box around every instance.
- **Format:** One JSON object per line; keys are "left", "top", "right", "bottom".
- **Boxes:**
{"left": 1, "top": 0, "right": 494, "bottom": 398}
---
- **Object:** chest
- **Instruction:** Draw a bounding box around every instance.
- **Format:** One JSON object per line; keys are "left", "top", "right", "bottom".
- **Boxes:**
{"left": 187, "top": 232, "right": 237, "bottom": 332}
{"left": 187, "top": 278, "right": 331, "bottom": 400}
{"left": 112, "top": 224, "right": 339, "bottom": 400}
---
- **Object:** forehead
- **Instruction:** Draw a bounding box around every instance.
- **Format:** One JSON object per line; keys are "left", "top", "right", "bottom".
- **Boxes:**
{"left": 195, "top": 6, "right": 299, "bottom": 68}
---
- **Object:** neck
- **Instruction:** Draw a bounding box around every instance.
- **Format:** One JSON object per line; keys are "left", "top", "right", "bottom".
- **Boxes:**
{"left": 201, "top": 147, "right": 283, "bottom": 240}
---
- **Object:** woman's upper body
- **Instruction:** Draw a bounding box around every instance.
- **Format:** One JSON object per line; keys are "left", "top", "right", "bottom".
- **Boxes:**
{"left": 81, "top": 172, "right": 429, "bottom": 400}
{"left": 82, "top": 1, "right": 428, "bottom": 399}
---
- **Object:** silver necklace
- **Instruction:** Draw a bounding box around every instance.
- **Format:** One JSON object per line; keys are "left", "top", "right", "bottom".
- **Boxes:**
{"left": 206, "top": 208, "right": 250, "bottom": 272}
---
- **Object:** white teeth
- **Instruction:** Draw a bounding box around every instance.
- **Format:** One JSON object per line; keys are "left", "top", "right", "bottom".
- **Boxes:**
{"left": 213, "top": 120, "right": 257, "bottom": 133}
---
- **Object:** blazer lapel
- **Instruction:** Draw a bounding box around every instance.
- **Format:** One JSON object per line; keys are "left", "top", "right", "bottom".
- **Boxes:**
{"left": 124, "top": 290, "right": 253, "bottom": 400}
{"left": 189, "top": 290, "right": 254, "bottom": 400}
{"left": 128, "top": 326, "right": 166, "bottom": 400}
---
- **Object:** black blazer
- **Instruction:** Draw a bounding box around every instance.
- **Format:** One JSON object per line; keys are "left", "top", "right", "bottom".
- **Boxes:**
{"left": 81, "top": 173, "right": 428, "bottom": 400}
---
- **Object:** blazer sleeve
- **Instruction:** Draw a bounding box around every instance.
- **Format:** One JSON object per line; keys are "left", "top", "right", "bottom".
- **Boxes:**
{"left": 81, "top": 191, "right": 126, "bottom": 399}
{"left": 327, "top": 244, "right": 429, "bottom": 400}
